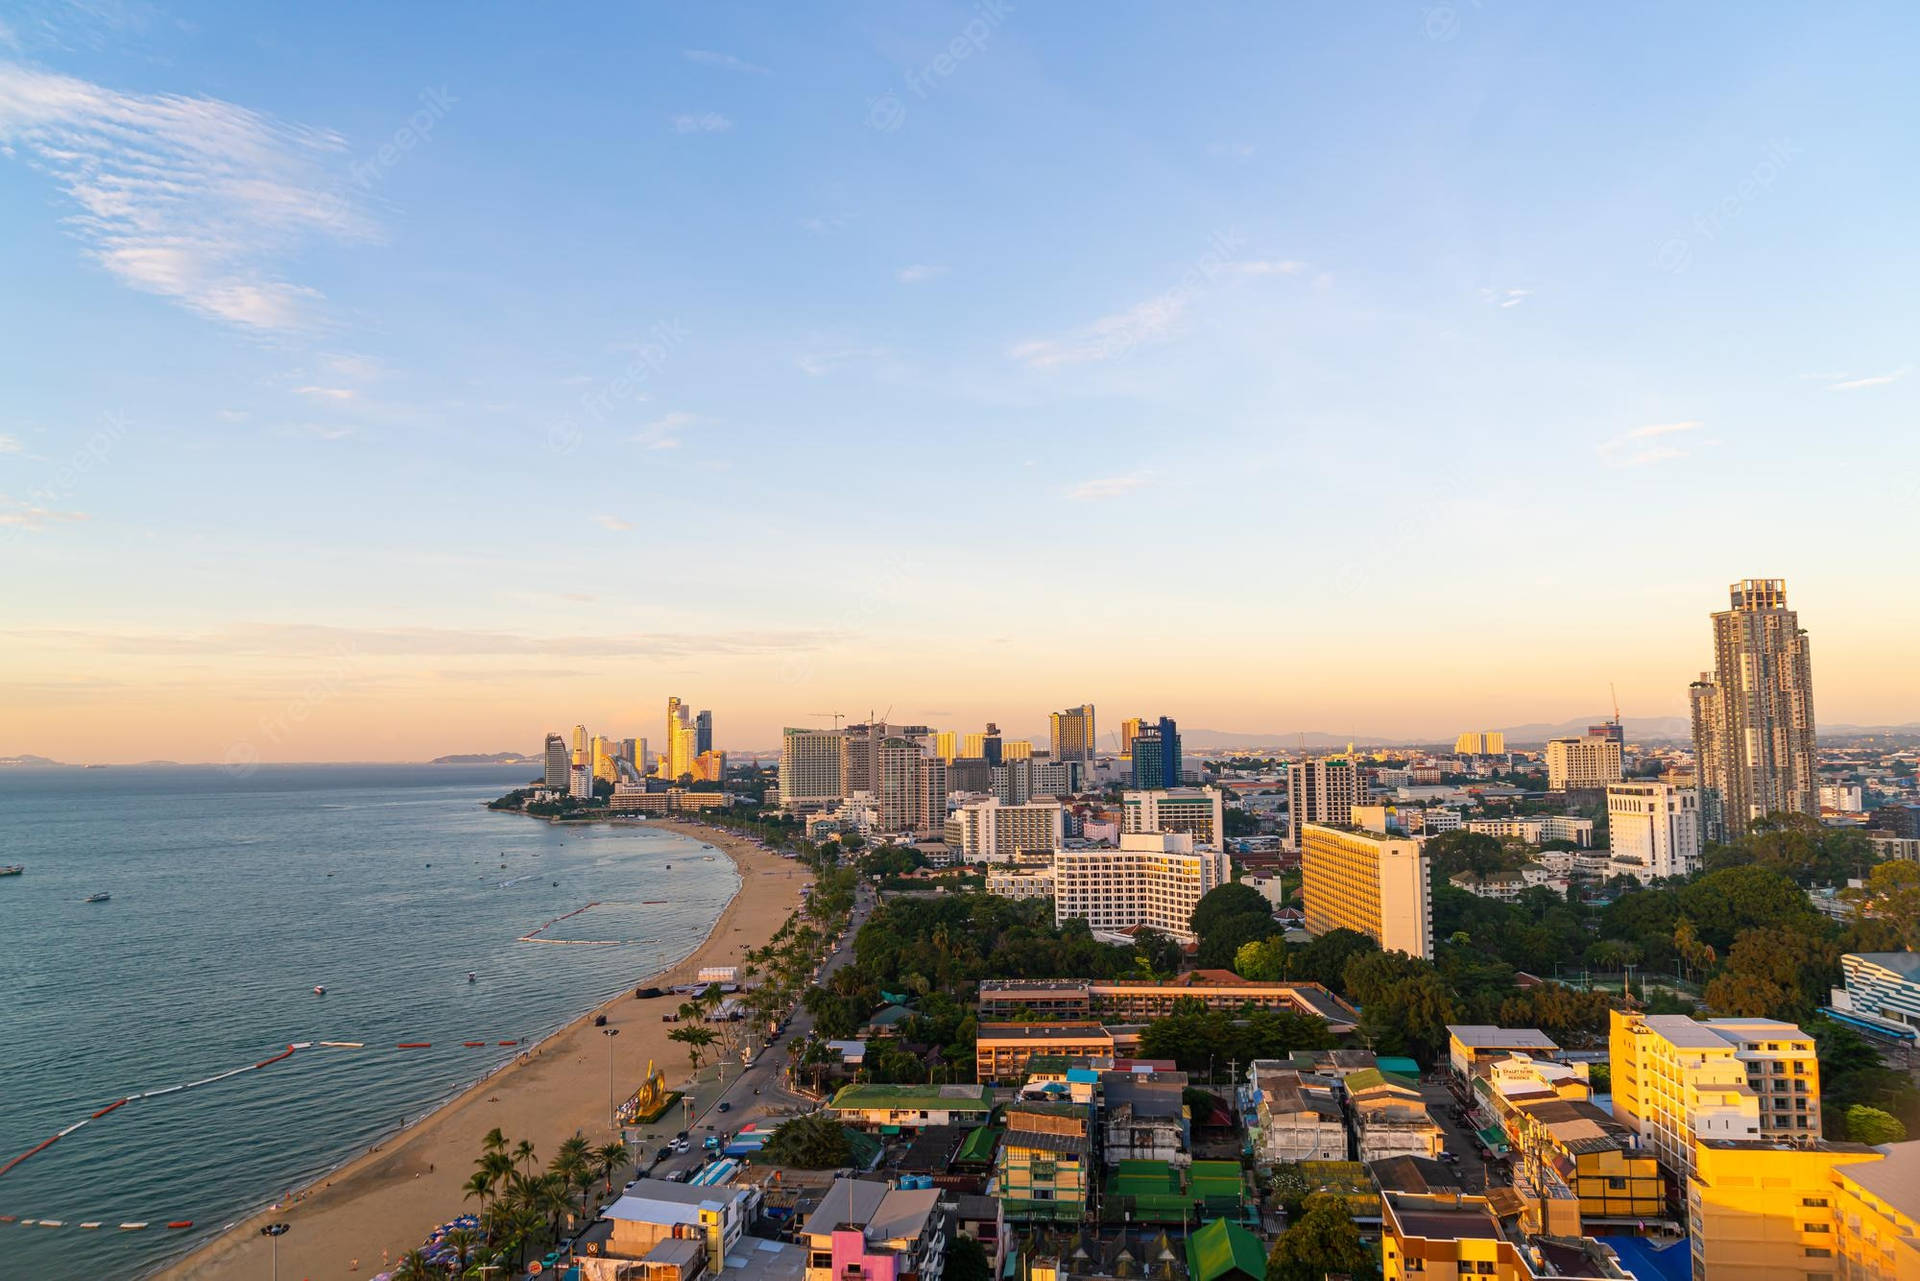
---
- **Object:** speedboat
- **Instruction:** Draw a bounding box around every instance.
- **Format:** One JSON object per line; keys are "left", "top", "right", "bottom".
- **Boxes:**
{"left": 83, "top": 892, "right": 110, "bottom": 903}
{"left": 0, "top": 865, "right": 23, "bottom": 876}
{"left": 313, "top": 985, "right": 327, "bottom": 995}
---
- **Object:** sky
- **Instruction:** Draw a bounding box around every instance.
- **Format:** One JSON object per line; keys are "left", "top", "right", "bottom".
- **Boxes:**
{"left": 3, "top": 2, "right": 1918, "bottom": 763}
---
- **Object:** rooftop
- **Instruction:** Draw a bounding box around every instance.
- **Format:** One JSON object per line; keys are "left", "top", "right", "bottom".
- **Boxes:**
{"left": 1848, "top": 952, "right": 1920, "bottom": 979}
{"left": 828, "top": 1082, "right": 991, "bottom": 1110}
{"left": 1447, "top": 1024, "right": 1559, "bottom": 1050}
{"left": 978, "top": 1022, "right": 1115, "bottom": 1042}
{"left": 799, "top": 1178, "right": 942, "bottom": 1245}
{"left": 1839, "top": 1139, "right": 1920, "bottom": 1223}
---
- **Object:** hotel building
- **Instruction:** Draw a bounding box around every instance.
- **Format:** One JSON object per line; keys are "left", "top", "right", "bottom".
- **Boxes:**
{"left": 779, "top": 727, "right": 846, "bottom": 810}
{"left": 1300, "top": 823, "right": 1433, "bottom": 959}
{"left": 543, "top": 732, "right": 569, "bottom": 789}
{"left": 1122, "top": 786, "right": 1227, "bottom": 847}
{"left": 946, "top": 798, "right": 1066, "bottom": 863}
{"left": 1545, "top": 735, "right": 1624, "bottom": 791}
{"left": 1606, "top": 782, "right": 1702, "bottom": 881}
{"left": 1287, "top": 756, "right": 1365, "bottom": 850}
{"left": 1051, "top": 832, "right": 1230, "bottom": 944}
{"left": 1049, "top": 703, "right": 1096, "bottom": 764}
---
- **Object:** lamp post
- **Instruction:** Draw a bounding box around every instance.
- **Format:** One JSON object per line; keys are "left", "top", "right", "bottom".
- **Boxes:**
{"left": 260, "top": 1222, "right": 289, "bottom": 1281}
{"left": 603, "top": 1027, "right": 621, "bottom": 1132}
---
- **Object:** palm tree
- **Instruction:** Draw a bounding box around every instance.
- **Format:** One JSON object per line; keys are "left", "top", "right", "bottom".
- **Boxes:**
{"left": 551, "top": 1133, "right": 594, "bottom": 1224}
{"left": 392, "top": 1248, "right": 444, "bottom": 1281}
{"left": 533, "top": 1171, "right": 576, "bottom": 1246}
{"left": 512, "top": 1138, "right": 538, "bottom": 1179}
{"left": 443, "top": 1226, "right": 482, "bottom": 1278}
{"left": 669, "top": 1023, "right": 718, "bottom": 1071}
{"left": 594, "top": 1141, "right": 630, "bottom": 1195}
{"left": 481, "top": 1126, "right": 508, "bottom": 1158}
{"left": 462, "top": 1170, "right": 494, "bottom": 1215}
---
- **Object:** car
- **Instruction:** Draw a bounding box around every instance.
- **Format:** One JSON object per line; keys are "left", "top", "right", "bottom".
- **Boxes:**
{"left": 717, "top": 1101, "right": 731, "bottom": 1112}
{"left": 665, "top": 1169, "right": 689, "bottom": 1182}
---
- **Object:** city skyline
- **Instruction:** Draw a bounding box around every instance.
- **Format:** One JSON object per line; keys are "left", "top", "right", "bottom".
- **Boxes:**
{"left": 6, "top": 6, "right": 1920, "bottom": 762}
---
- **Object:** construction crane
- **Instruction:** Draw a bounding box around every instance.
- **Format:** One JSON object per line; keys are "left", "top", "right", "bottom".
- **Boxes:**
{"left": 1609, "top": 682, "right": 1622, "bottom": 729}
{"left": 809, "top": 711, "right": 845, "bottom": 730}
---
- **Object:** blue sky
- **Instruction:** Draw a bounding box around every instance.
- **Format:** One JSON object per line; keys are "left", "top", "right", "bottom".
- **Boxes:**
{"left": 3, "top": 1, "right": 1917, "bottom": 760}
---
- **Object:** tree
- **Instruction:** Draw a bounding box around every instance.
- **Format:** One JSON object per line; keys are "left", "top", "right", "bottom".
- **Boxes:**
{"left": 760, "top": 1111, "right": 854, "bottom": 1168}
{"left": 392, "top": 1249, "right": 445, "bottom": 1281}
{"left": 669, "top": 1023, "right": 719, "bottom": 1071}
{"left": 1235, "top": 936, "right": 1292, "bottom": 982}
{"left": 946, "top": 1234, "right": 993, "bottom": 1281}
{"left": 1268, "top": 1193, "right": 1378, "bottom": 1281}
{"left": 1190, "top": 882, "right": 1273, "bottom": 940}
{"left": 1196, "top": 910, "right": 1281, "bottom": 970}
{"left": 1132, "top": 927, "right": 1183, "bottom": 978}
{"left": 1843, "top": 860, "right": 1920, "bottom": 948}
{"left": 594, "top": 1141, "right": 630, "bottom": 1194}
{"left": 1358, "top": 972, "right": 1457, "bottom": 1064}
{"left": 1295, "top": 928, "right": 1378, "bottom": 990}
{"left": 1845, "top": 1105, "right": 1908, "bottom": 1145}
{"left": 1704, "top": 925, "right": 1838, "bottom": 1021}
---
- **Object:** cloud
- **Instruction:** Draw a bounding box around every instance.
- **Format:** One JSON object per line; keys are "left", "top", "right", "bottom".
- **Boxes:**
{"left": 795, "top": 347, "right": 886, "bottom": 377}
{"left": 1598, "top": 420, "right": 1705, "bottom": 468}
{"left": 1011, "top": 292, "right": 1188, "bottom": 368}
{"left": 670, "top": 112, "right": 732, "bottom": 134}
{"left": 896, "top": 263, "right": 946, "bottom": 284}
{"left": 1067, "top": 472, "right": 1150, "bottom": 501}
{"left": 2, "top": 622, "right": 845, "bottom": 659}
{"left": 1225, "top": 259, "right": 1306, "bottom": 277}
{"left": 1480, "top": 287, "right": 1532, "bottom": 308}
{"left": 802, "top": 215, "right": 847, "bottom": 234}
{"left": 683, "top": 49, "right": 768, "bottom": 74}
{"left": 293, "top": 385, "right": 355, "bottom": 401}
{"left": 0, "top": 500, "right": 88, "bottom": 529}
{"left": 594, "top": 515, "right": 633, "bottom": 531}
{"left": 1826, "top": 367, "right": 1909, "bottom": 392}
{"left": 0, "top": 434, "right": 22, "bottom": 453}
{"left": 633, "top": 411, "right": 697, "bottom": 449}
{"left": 0, "top": 62, "right": 379, "bottom": 330}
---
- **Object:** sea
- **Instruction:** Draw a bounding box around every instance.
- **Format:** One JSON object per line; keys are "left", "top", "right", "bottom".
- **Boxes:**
{"left": 0, "top": 763, "right": 740, "bottom": 1279}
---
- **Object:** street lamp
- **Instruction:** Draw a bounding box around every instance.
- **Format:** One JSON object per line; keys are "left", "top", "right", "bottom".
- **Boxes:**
{"left": 260, "top": 1222, "right": 289, "bottom": 1281}
{"left": 602, "top": 1027, "right": 621, "bottom": 1132}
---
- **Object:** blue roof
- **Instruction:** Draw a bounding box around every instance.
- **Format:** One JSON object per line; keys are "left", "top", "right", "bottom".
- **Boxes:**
{"left": 1066, "top": 1068, "right": 1100, "bottom": 1083}
{"left": 1595, "top": 1235, "right": 1692, "bottom": 1281}
{"left": 1377, "top": 1056, "right": 1422, "bottom": 1077}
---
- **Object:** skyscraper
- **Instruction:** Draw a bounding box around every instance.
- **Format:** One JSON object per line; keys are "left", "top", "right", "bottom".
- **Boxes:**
{"left": 1690, "top": 579, "right": 1819, "bottom": 841}
{"left": 1287, "top": 756, "right": 1363, "bottom": 850}
{"left": 1049, "top": 703, "right": 1096, "bottom": 764}
{"left": 1129, "top": 716, "right": 1180, "bottom": 789}
{"left": 543, "top": 732, "right": 569, "bottom": 789}
{"left": 779, "top": 727, "right": 845, "bottom": 809}
{"left": 694, "top": 709, "right": 713, "bottom": 756}
{"left": 1119, "top": 717, "right": 1144, "bottom": 758}
{"left": 664, "top": 697, "right": 697, "bottom": 781}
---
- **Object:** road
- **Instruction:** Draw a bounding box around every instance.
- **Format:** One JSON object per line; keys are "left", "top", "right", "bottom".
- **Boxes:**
{"left": 628, "top": 881, "right": 873, "bottom": 1182}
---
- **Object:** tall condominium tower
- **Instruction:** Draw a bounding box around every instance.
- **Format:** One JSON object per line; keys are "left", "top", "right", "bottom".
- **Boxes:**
{"left": 1049, "top": 704, "right": 1097, "bottom": 764}
{"left": 1118, "top": 717, "right": 1144, "bottom": 758}
{"left": 1287, "top": 756, "right": 1364, "bottom": 850}
{"left": 664, "top": 697, "right": 697, "bottom": 781}
{"left": 1129, "top": 716, "right": 1181, "bottom": 789}
{"left": 694, "top": 709, "right": 713, "bottom": 756}
{"left": 779, "top": 727, "right": 845, "bottom": 809}
{"left": 543, "top": 733, "right": 569, "bottom": 789}
{"left": 1689, "top": 579, "right": 1818, "bottom": 841}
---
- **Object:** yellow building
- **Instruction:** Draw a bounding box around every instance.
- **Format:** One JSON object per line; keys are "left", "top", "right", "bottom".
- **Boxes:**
{"left": 975, "top": 1022, "right": 1115, "bottom": 1085}
{"left": 995, "top": 1102, "right": 1092, "bottom": 1222}
{"left": 934, "top": 731, "right": 958, "bottom": 762}
{"left": 1300, "top": 824, "right": 1432, "bottom": 959}
{"left": 1120, "top": 717, "right": 1144, "bottom": 758}
{"left": 1832, "top": 1140, "right": 1920, "bottom": 1281}
{"left": 1003, "top": 739, "right": 1034, "bottom": 760}
{"left": 1381, "top": 1191, "right": 1631, "bottom": 1280}
{"left": 1611, "top": 1010, "right": 1821, "bottom": 1195}
{"left": 1689, "top": 1139, "right": 1883, "bottom": 1281}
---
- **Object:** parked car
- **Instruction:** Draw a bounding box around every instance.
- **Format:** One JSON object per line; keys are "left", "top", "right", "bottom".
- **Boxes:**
{"left": 718, "top": 1101, "right": 732, "bottom": 1113}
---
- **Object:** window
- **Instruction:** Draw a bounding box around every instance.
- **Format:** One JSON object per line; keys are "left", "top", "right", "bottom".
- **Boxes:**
{"left": 1804, "top": 1247, "right": 1831, "bottom": 1258}
{"left": 1803, "top": 1197, "right": 1829, "bottom": 1208}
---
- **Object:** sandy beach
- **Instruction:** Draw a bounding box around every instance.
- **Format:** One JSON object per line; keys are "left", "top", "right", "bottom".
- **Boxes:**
{"left": 156, "top": 819, "right": 808, "bottom": 1281}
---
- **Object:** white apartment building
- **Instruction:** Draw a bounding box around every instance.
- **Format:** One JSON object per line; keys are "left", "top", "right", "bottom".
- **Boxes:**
{"left": 568, "top": 761, "right": 593, "bottom": 800}
{"left": 1051, "top": 832, "right": 1230, "bottom": 944}
{"left": 1465, "top": 815, "right": 1596, "bottom": 847}
{"left": 1287, "top": 757, "right": 1365, "bottom": 850}
{"left": 779, "top": 727, "right": 846, "bottom": 809}
{"left": 944, "top": 798, "right": 1066, "bottom": 863}
{"left": 986, "top": 860, "right": 1055, "bottom": 901}
{"left": 1607, "top": 781, "right": 1702, "bottom": 881}
{"left": 1122, "top": 787, "right": 1227, "bottom": 847}
{"left": 1546, "top": 736, "right": 1624, "bottom": 790}
{"left": 1818, "top": 783, "right": 1865, "bottom": 812}
{"left": 1424, "top": 808, "right": 1464, "bottom": 833}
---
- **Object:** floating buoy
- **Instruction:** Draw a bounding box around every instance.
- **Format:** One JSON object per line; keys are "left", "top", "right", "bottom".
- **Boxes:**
{"left": 462, "top": 1041, "right": 486, "bottom": 1048}
{"left": 498, "top": 1040, "right": 517, "bottom": 1046}
{"left": 80, "top": 1222, "right": 102, "bottom": 1230}
{"left": 119, "top": 1222, "right": 148, "bottom": 1230}
{"left": 166, "top": 1219, "right": 193, "bottom": 1229}
{"left": 396, "top": 1042, "right": 430, "bottom": 1049}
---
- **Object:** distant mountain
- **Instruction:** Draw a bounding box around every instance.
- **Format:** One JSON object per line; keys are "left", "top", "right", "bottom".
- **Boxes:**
{"left": 1179, "top": 729, "right": 1401, "bottom": 751}
{"left": 429, "top": 752, "right": 538, "bottom": 765}
{"left": 0, "top": 754, "right": 65, "bottom": 767}
{"left": 1492, "top": 716, "right": 1693, "bottom": 745}
{"left": 1178, "top": 716, "right": 1696, "bottom": 752}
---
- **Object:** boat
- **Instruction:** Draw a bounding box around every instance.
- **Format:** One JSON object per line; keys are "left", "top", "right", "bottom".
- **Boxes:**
{"left": 467, "top": 972, "right": 477, "bottom": 983}
{"left": 313, "top": 985, "right": 327, "bottom": 995}
{"left": 0, "top": 865, "right": 23, "bottom": 876}
{"left": 83, "top": 892, "right": 110, "bottom": 903}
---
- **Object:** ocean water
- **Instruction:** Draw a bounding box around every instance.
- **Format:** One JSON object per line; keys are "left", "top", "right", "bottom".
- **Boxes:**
{"left": 0, "top": 764, "right": 739, "bottom": 1279}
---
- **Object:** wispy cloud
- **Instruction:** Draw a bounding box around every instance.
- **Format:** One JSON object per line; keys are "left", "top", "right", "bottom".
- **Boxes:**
{"left": 0, "top": 61, "right": 379, "bottom": 330}
{"left": 633, "top": 411, "right": 697, "bottom": 449}
{"left": 896, "top": 263, "right": 946, "bottom": 284}
{"left": 1598, "top": 420, "right": 1705, "bottom": 468}
{"left": 801, "top": 215, "right": 848, "bottom": 234}
{"left": 0, "top": 500, "right": 88, "bottom": 529}
{"left": 0, "top": 434, "right": 22, "bottom": 453}
{"left": 292, "top": 385, "right": 355, "bottom": 401}
{"left": 2, "top": 622, "right": 844, "bottom": 659}
{"left": 1067, "top": 471, "right": 1151, "bottom": 501}
{"left": 1011, "top": 293, "right": 1188, "bottom": 368}
{"left": 1225, "top": 259, "right": 1306, "bottom": 277}
{"left": 1826, "top": 366, "right": 1909, "bottom": 392}
{"left": 683, "top": 49, "right": 769, "bottom": 75}
{"left": 670, "top": 112, "right": 732, "bottom": 134}
{"left": 594, "top": 514, "right": 633, "bottom": 531}
{"left": 1480, "top": 287, "right": 1532, "bottom": 308}
{"left": 795, "top": 347, "right": 887, "bottom": 377}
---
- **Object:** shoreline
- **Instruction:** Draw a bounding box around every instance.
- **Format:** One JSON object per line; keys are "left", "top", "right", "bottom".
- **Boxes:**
{"left": 153, "top": 818, "right": 810, "bottom": 1281}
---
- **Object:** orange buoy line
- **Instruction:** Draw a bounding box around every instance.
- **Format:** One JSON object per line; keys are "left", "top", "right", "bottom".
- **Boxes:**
{"left": 517, "top": 900, "right": 601, "bottom": 942}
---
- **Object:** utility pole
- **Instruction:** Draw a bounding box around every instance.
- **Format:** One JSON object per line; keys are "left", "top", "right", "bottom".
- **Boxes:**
{"left": 603, "top": 1027, "right": 621, "bottom": 1133}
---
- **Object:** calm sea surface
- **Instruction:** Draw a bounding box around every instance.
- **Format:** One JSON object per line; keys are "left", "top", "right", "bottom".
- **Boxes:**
{"left": 0, "top": 764, "right": 738, "bottom": 1279}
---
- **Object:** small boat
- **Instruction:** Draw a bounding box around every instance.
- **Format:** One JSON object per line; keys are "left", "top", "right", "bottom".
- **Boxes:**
{"left": 83, "top": 892, "right": 111, "bottom": 903}
{"left": 467, "top": 972, "right": 477, "bottom": 983}
{"left": 313, "top": 985, "right": 327, "bottom": 995}
{"left": 0, "top": 865, "right": 23, "bottom": 876}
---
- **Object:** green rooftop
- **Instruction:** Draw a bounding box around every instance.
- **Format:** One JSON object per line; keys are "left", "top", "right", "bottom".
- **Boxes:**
{"left": 955, "top": 1125, "right": 1003, "bottom": 1165}
{"left": 828, "top": 1083, "right": 991, "bottom": 1111}
{"left": 1186, "top": 1218, "right": 1267, "bottom": 1281}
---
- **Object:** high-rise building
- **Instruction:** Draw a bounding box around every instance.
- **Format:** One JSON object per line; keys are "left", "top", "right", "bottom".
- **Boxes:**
{"left": 945, "top": 798, "right": 1065, "bottom": 862}
{"left": 933, "top": 731, "right": 958, "bottom": 763}
{"left": 1300, "top": 824, "right": 1432, "bottom": 959}
{"left": 571, "top": 723, "right": 589, "bottom": 761}
{"left": 980, "top": 723, "right": 1003, "bottom": 766}
{"left": 1049, "top": 704, "right": 1096, "bottom": 764}
{"left": 1287, "top": 756, "right": 1364, "bottom": 850}
{"left": 1453, "top": 731, "right": 1505, "bottom": 756}
{"left": 1122, "top": 787, "right": 1226, "bottom": 848}
{"left": 1129, "top": 716, "right": 1180, "bottom": 789}
{"left": 875, "top": 735, "right": 945, "bottom": 835}
{"left": 1609, "top": 1009, "right": 1822, "bottom": 1195}
{"left": 1691, "top": 578, "right": 1819, "bottom": 842}
{"left": 568, "top": 760, "right": 593, "bottom": 800}
{"left": 1051, "top": 832, "right": 1231, "bottom": 944}
{"left": 779, "top": 727, "right": 846, "bottom": 810}
{"left": 591, "top": 735, "right": 620, "bottom": 784}
{"left": 1689, "top": 1139, "right": 1892, "bottom": 1281}
{"left": 543, "top": 733, "right": 569, "bottom": 789}
{"left": 1607, "top": 782, "right": 1701, "bottom": 881}
{"left": 694, "top": 709, "right": 713, "bottom": 756}
{"left": 1545, "top": 736, "right": 1623, "bottom": 791}
{"left": 663, "top": 697, "right": 697, "bottom": 781}
{"left": 1119, "top": 717, "right": 1144, "bottom": 758}
{"left": 1002, "top": 739, "right": 1034, "bottom": 761}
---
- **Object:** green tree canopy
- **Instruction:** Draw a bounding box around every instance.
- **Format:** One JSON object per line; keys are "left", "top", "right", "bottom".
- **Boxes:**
{"left": 760, "top": 1111, "right": 854, "bottom": 1169}
{"left": 1267, "top": 1193, "right": 1378, "bottom": 1281}
{"left": 1844, "top": 1105, "right": 1908, "bottom": 1145}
